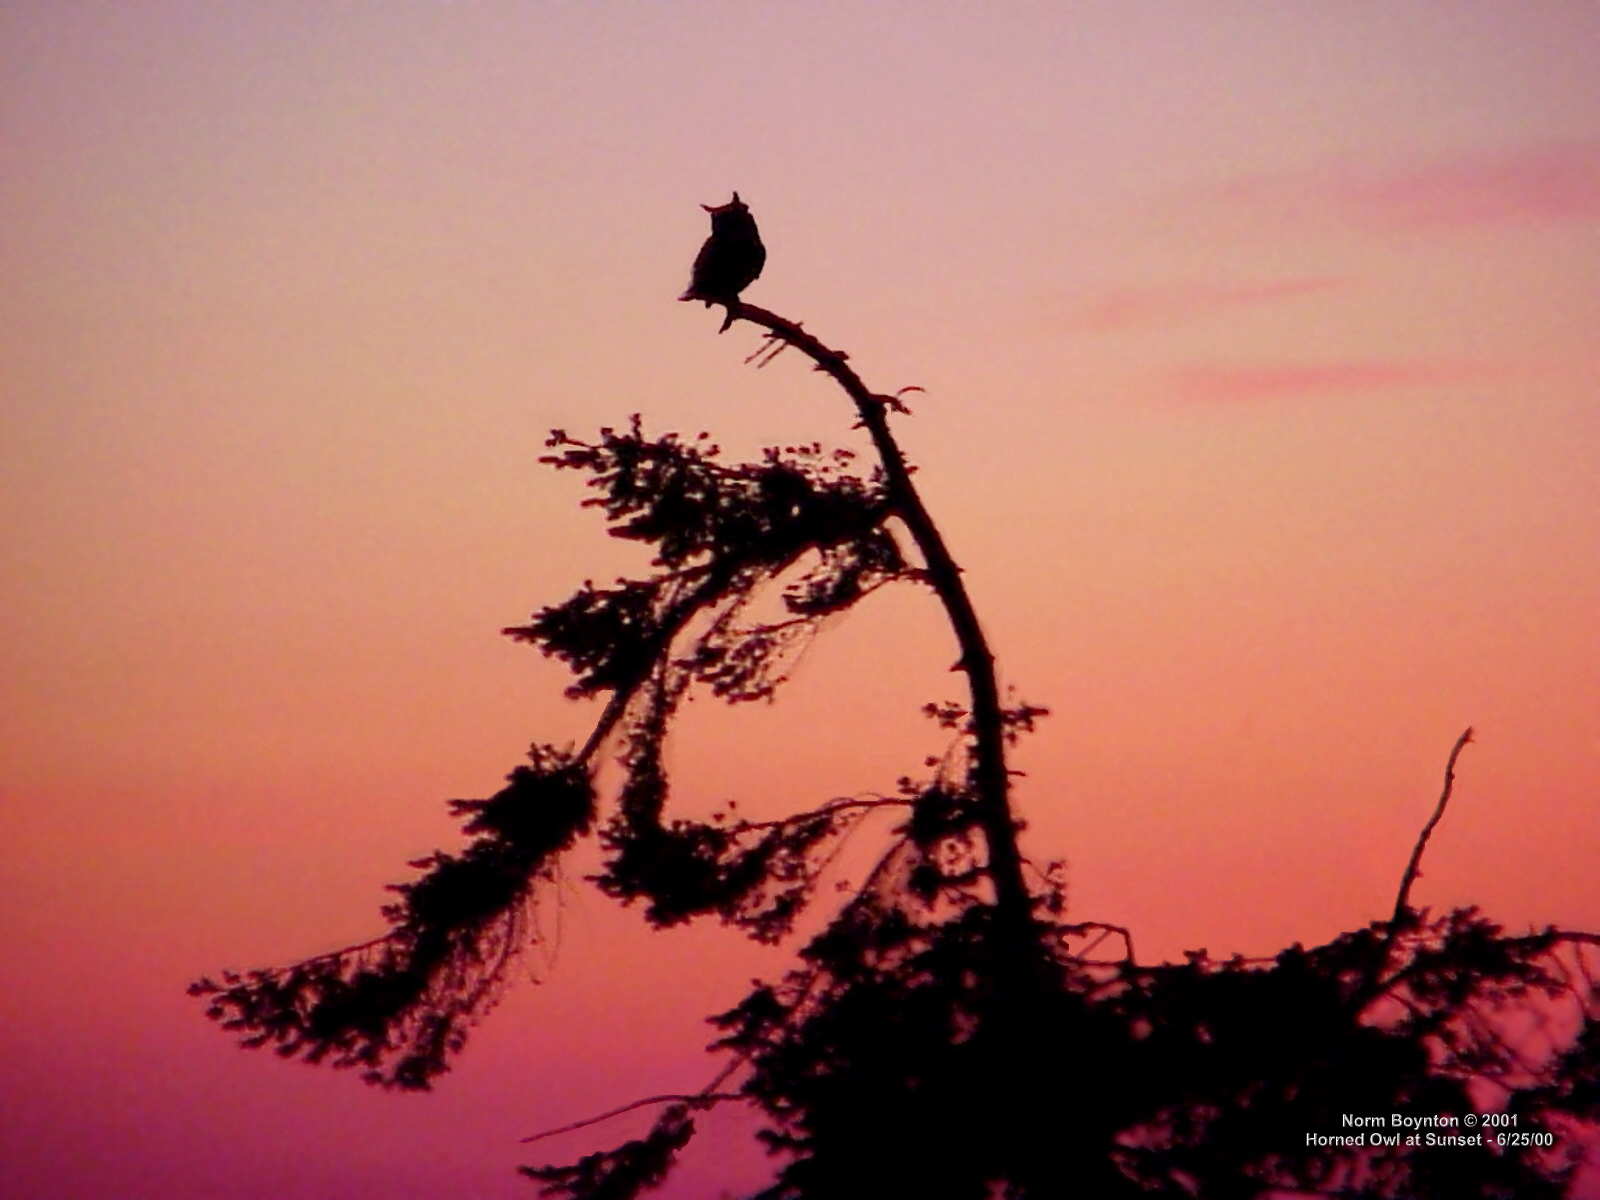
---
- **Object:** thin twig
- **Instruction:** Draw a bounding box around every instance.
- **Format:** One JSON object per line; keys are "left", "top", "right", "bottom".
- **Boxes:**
{"left": 520, "top": 1091, "right": 748, "bottom": 1145}
{"left": 1390, "top": 726, "right": 1475, "bottom": 929}
{"left": 722, "top": 793, "right": 911, "bottom": 834}
{"left": 1361, "top": 727, "right": 1475, "bottom": 1006}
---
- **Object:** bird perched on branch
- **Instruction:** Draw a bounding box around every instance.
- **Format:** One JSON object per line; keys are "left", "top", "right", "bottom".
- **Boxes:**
{"left": 679, "top": 192, "right": 765, "bottom": 312}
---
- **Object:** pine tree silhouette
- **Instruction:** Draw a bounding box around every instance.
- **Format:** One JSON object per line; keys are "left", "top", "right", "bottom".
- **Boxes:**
{"left": 192, "top": 201, "right": 1600, "bottom": 1200}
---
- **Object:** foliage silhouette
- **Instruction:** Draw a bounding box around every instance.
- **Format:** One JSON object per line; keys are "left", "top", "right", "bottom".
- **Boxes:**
{"left": 194, "top": 246, "right": 1600, "bottom": 1196}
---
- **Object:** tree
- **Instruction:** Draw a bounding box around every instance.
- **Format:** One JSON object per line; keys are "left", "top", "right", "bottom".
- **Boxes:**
{"left": 193, "top": 286, "right": 1600, "bottom": 1198}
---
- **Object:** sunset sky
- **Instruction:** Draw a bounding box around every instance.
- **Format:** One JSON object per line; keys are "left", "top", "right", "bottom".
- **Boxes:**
{"left": 4, "top": 2, "right": 1599, "bottom": 1196}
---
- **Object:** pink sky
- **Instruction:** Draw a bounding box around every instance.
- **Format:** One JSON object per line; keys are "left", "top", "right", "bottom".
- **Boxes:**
{"left": 4, "top": 2, "right": 1599, "bottom": 1195}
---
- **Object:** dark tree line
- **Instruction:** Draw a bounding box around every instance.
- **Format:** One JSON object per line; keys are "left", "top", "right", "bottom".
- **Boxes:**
{"left": 194, "top": 284, "right": 1600, "bottom": 1198}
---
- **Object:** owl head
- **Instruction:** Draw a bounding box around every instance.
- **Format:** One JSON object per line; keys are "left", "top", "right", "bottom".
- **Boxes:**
{"left": 701, "top": 192, "right": 756, "bottom": 235}
{"left": 700, "top": 191, "right": 748, "bottom": 215}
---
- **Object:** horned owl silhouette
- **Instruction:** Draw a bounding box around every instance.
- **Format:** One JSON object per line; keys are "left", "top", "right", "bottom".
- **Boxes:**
{"left": 679, "top": 192, "right": 765, "bottom": 307}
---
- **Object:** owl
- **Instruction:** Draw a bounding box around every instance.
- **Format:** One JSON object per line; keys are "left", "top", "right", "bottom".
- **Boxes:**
{"left": 679, "top": 192, "right": 765, "bottom": 306}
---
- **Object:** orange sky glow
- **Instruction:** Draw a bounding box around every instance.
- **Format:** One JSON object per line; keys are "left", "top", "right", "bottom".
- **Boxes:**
{"left": 4, "top": 3, "right": 1599, "bottom": 1196}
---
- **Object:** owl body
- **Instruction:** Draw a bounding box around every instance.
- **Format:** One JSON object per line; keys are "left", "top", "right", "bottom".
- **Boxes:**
{"left": 679, "top": 193, "right": 765, "bottom": 305}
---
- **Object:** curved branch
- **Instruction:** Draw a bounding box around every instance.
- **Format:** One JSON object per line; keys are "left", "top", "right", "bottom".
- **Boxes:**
{"left": 1058, "top": 920, "right": 1138, "bottom": 965}
{"left": 718, "top": 300, "right": 1033, "bottom": 938}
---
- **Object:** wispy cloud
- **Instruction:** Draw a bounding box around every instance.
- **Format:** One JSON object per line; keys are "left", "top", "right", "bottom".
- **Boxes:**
{"left": 1221, "top": 143, "right": 1600, "bottom": 233}
{"left": 1170, "top": 360, "right": 1496, "bottom": 403}
{"left": 1066, "top": 277, "right": 1344, "bottom": 332}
